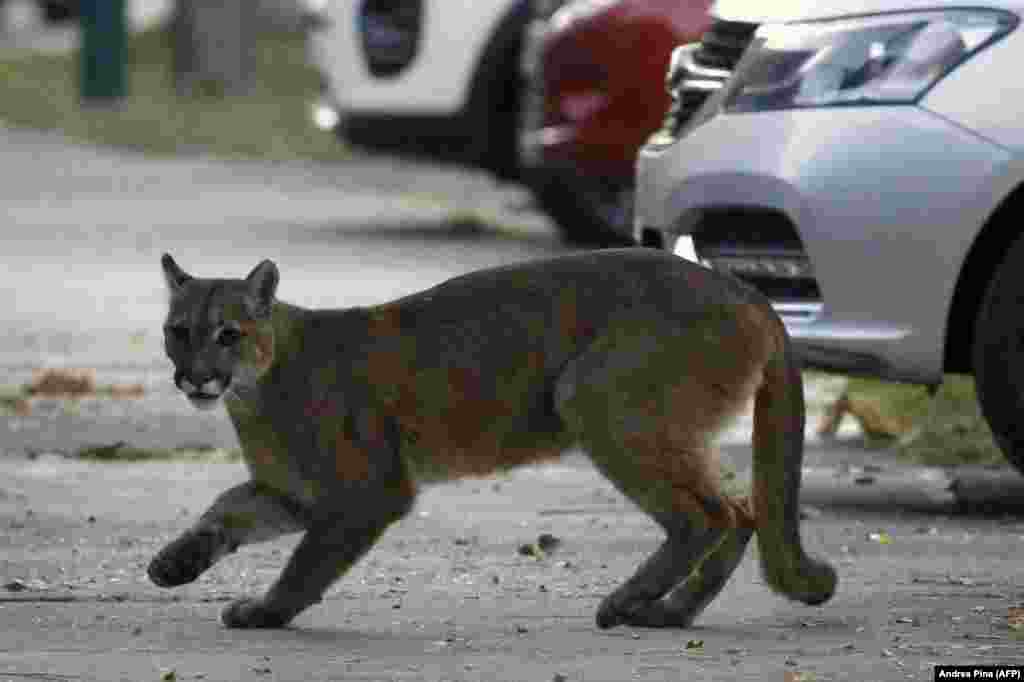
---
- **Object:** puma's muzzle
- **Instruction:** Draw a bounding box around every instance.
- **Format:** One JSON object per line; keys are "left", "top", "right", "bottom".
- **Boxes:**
{"left": 175, "top": 371, "right": 230, "bottom": 410}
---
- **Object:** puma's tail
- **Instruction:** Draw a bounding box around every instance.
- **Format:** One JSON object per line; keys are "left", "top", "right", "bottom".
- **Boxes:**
{"left": 751, "top": 313, "right": 837, "bottom": 605}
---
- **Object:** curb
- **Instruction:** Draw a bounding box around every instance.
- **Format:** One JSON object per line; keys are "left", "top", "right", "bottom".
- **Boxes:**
{"left": 801, "top": 464, "right": 1024, "bottom": 514}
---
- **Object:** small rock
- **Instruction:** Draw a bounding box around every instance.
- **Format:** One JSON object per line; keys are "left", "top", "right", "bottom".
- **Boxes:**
{"left": 799, "top": 506, "right": 822, "bottom": 520}
{"left": 515, "top": 624, "right": 528, "bottom": 634}
{"left": 553, "top": 675, "right": 567, "bottom": 682}
{"left": 160, "top": 671, "right": 176, "bottom": 682}
{"left": 132, "top": 626, "right": 143, "bottom": 636}
{"left": 537, "top": 533, "right": 561, "bottom": 552}
{"left": 87, "top": 515, "right": 97, "bottom": 524}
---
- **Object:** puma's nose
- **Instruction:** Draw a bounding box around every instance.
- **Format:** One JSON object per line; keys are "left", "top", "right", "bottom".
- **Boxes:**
{"left": 174, "top": 370, "right": 221, "bottom": 395}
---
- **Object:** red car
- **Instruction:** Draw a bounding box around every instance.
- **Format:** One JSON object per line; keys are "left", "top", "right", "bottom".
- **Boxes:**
{"left": 519, "top": 0, "right": 712, "bottom": 245}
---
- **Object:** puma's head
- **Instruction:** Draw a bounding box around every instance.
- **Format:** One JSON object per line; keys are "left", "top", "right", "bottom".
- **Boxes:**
{"left": 160, "top": 254, "right": 279, "bottom": 410}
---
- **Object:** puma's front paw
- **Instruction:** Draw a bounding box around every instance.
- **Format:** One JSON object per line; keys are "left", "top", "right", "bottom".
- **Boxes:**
{"left": 221, "top": 597, "right": 291, "bottom": 629}
{"left": 148, "top": 529, "right": 227, "bottom": 588}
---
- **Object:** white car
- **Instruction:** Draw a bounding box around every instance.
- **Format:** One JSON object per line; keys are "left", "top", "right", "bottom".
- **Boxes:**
{"left": 306, "top": 0, "right": 531, "bottom": 181}
{"left": 634, "top": 0, "right": 1024, "bottom": 473}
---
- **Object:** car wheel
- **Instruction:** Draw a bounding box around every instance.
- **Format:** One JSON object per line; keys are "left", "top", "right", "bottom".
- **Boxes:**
{"left": 972, "top": 235, "right": 1024, "bottom": 476}
{"left": 529, "top": 172, "right": 635, "bottom": 247}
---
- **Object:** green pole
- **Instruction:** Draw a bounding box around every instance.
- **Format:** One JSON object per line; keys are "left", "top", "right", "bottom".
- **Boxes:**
{"left": 79, "top": 0, "right": 128, "bottom": 102}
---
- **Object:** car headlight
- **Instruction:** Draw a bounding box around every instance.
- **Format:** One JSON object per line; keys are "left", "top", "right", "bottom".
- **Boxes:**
{"left": 723, "top": 9, "right": 1016, "bottom": 112}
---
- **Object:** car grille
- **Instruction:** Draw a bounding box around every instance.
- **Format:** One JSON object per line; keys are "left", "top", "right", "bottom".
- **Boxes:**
{"left": 657, "top": 19, "right": 758, "bottom": 140}
{"left": 693, "top": 209, "right": 822, "bottom": 305}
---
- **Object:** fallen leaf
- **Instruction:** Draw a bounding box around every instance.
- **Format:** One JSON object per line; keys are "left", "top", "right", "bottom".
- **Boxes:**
{"left": 26, "top": 368, "right": 95, "bottom": 397}
{"left": 784, "top": 673, "right": 816, "bottom": 682}
{"left": 517, "top": 543, "right": 541, "bottom": 558}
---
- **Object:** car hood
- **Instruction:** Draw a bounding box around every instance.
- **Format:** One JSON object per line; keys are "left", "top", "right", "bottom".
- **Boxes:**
{"left": 712, "top": 0, "right": 1023, "bottom": 24}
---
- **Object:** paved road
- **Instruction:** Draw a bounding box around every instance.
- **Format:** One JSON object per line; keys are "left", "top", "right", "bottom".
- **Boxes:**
{"left": 2, "top": 453, "right": 1022, "bottom": 682}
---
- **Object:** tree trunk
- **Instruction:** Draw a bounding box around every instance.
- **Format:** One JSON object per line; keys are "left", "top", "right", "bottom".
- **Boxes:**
{"left": 172, "top": 0, "right": 253, "bottom": 96}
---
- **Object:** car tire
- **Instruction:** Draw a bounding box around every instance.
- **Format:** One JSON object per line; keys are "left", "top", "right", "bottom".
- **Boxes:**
{"left": 971, "top": 234, "right": 1024, "bottom": 476}
{"left": 528, "top": 172, "right": 636, "bottom": 247}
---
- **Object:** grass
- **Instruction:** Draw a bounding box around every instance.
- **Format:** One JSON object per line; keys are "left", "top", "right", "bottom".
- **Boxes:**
{"left": 75, "top": 441, "right": 241, "bottom": 462}
{"left": 838, "top": 374, "right": 1005, "bottom": 467}
{"left": 0, "top": 26, "right": 350, "bottom": 160}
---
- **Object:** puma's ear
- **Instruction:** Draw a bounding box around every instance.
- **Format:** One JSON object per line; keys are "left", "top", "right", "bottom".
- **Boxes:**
{"left": 161, "top": 254, "right": 192, "bottom": 293}
{"left": 245, "top": 259, "right": 279, "bottom": 318}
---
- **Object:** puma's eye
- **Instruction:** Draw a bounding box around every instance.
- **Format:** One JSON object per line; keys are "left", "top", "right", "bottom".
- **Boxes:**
{"left": 166, "top": 325, "right": 190, "bottom": 343}
{"left": 218, "top": 327, "right": 243, "bottom": 347}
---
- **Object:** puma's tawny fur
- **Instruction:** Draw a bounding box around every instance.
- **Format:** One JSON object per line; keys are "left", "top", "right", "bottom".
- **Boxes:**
{"left": 149, "top": 249, "right": 836, "bottom": 629}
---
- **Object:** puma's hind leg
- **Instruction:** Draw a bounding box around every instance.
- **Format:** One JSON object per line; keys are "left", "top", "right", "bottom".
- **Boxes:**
{"left": 648, "top": 527, "right": 754, "bottom": 627}
{"left": 554, "top": 317, "right": 765, "bottom": 629}
{"left": 586, "top": 453, "right": 755, "bottom": 629}
{"left": 594, "top": 516, "right": 733, "bottom": 629}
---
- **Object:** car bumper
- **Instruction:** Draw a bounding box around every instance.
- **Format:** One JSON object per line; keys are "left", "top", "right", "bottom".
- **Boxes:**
{"left": 636, "top": 106, "right": 1011, "bottom": 384}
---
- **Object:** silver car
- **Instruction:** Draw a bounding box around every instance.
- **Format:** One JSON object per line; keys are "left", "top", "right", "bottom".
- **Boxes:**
{"left": 634, "top": 0, "right": 1024, "bottom": 473}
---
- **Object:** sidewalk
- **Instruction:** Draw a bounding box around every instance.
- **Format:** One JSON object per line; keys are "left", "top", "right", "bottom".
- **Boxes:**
{"left": 2, "top": 445, "right": 1022, "bottom": 682}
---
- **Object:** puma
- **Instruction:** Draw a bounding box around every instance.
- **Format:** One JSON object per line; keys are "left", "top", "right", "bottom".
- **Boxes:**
{"left": 148, "top": 249, "right": 836, "bottom": 629}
